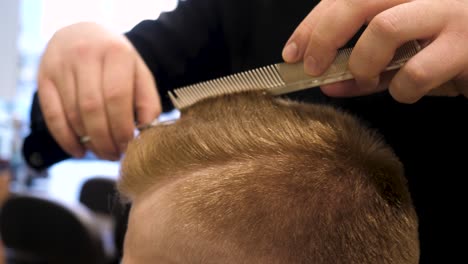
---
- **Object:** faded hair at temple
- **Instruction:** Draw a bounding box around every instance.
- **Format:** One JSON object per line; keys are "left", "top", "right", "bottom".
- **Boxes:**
{"left": 118, "top": 91, "right": 419, "bottom": 264}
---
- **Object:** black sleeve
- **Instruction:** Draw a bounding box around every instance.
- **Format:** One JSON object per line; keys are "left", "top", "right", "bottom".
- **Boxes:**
{"left": 22, "top": 92, "right": 71, "bottom": 171}
{"left": 22, "top": 0, "right": 232, "bottom": 170}
{"left": 125, "top": 0, "right": 232, "bottom": 112}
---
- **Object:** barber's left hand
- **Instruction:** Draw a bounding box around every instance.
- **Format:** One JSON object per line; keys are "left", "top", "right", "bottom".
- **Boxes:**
{"left": 283, "top": 0, "right": 468, "bottom": 103}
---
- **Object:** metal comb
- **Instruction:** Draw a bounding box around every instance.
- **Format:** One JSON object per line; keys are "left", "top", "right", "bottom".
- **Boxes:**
{"left": 168, "top": 40, "right": 454, "bottom": 110}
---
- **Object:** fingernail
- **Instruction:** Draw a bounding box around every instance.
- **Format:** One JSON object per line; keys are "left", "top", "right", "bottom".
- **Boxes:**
{"left": 305, "top": 56, "right": 322, "bottom": 76}
{"left": 282, "top": 42, "right": 298, "bottom": 62}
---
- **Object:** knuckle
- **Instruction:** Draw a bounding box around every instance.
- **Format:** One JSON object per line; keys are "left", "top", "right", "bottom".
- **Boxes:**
{"left": 404, "top": 62, "right": 431, "bottom": 89}
{"left": 348, "top": 50, "right": 380, "bottom": 80}
{"left": 369, "top": 12, "right": 401, "bottom": 38}
{"left": 71, "top": 40, "right": 95, "bottom": 58}
{"left": 65, "top": 109, "right": 82, "bottom": 127}
{"left": 104, "top": 87, "right": 127, "bottom": 104}
{"left": 299, "top": 19, "right": 314, "bottom": 35}
{"left": 43, "top": 109, "right": 62, "bottom": 124}
{"left": 309, "top": 30, "right": 332, "bottom": 49}
{"left": 349, "top": 61, "right": 370, "bottom": 80}
{"left": 106, "top": 38, "right": 131, "bottom": 55}
{"left": 342, "top": 0, "right": 374, "bottom": 23}
{"left": 39, "top": 53, "right": 64, "bottom": 78}
{"left": 344, "top": 0, "right": 367, "bottom": 9}
{"left": 45, "top": 56, "right": 64, "bottom": 71}
{"left": 79, "top": 99, "right": 101, "bottom": 114}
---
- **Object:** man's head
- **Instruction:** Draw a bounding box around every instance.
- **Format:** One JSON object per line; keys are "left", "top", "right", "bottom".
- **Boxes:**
{"left": 118, "top": 92, "right": 419, "bottom": 264}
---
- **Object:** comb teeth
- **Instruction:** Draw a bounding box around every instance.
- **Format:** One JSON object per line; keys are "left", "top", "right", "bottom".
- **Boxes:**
{"left": 169, "top": 41, "right": 421, "bottom": 110}
{"left": 168, "top": 65, "right": 285, "bottom": 109}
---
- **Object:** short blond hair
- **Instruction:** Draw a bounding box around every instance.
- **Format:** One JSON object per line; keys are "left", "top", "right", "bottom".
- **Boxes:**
{"left": 119, "top": 92, "right": 419, "bottom": 263}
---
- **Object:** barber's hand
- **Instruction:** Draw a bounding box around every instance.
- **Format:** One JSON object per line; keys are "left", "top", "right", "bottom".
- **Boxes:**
{"left": 38, "top": 22, "right": 161, "bottom": 160}
{"left": 283, "top": 0, "right": 468, "bottom": 103}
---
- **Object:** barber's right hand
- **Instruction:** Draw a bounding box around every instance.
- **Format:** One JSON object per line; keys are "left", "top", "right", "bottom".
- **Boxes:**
{"left": 38, "top": 22, "right": 161, "bottom": 161}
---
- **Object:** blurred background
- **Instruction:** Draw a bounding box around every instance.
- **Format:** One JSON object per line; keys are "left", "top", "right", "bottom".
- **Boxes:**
{"left": 0, "top": 1, "right": 179, "bottom": 263}
{"left": 1, "top": 0, "right": 179, "bottom": 201}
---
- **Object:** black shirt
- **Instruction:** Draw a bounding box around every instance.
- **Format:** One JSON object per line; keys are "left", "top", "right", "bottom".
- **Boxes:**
{"left": 24, "top": 0, "right": 468, "bottom": 262}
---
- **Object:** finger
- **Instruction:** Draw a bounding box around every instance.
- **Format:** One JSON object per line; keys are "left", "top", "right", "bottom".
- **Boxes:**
{"left": 37, "top": 77, "right": 85, "bottom": 157}
{"left": 349, "top": 1, "right": 446, "bottom": 92}
{"left": 320, "top": 70, "right": 396, "bottom": 97}
{"left": 74, "top": 47, "right": 120, "bottom": 160}
{"left": 453, "top": 77, "right": 468, "bottom": 98}
{"left": 134, "top": 57, "right": 161, "bottom": 127}
{"left": 303, "top": 0, "right": 408, "bottom": 76}
{"left": 282, "top": 0, "right": 335, "bottom": 63}
{"left": 57, "top": 65, "right": 86, "bottom": 137}
{"left": 390, "top": 34, "right": 466, "bottom": 103}
{"left": 102, "top": 43, "right": 135, "bottom": 153}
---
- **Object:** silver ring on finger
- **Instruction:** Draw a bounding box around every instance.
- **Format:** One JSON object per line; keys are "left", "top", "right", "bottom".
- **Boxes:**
{"left": 79, "top": 135, "right": 91, "bottom": 144}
